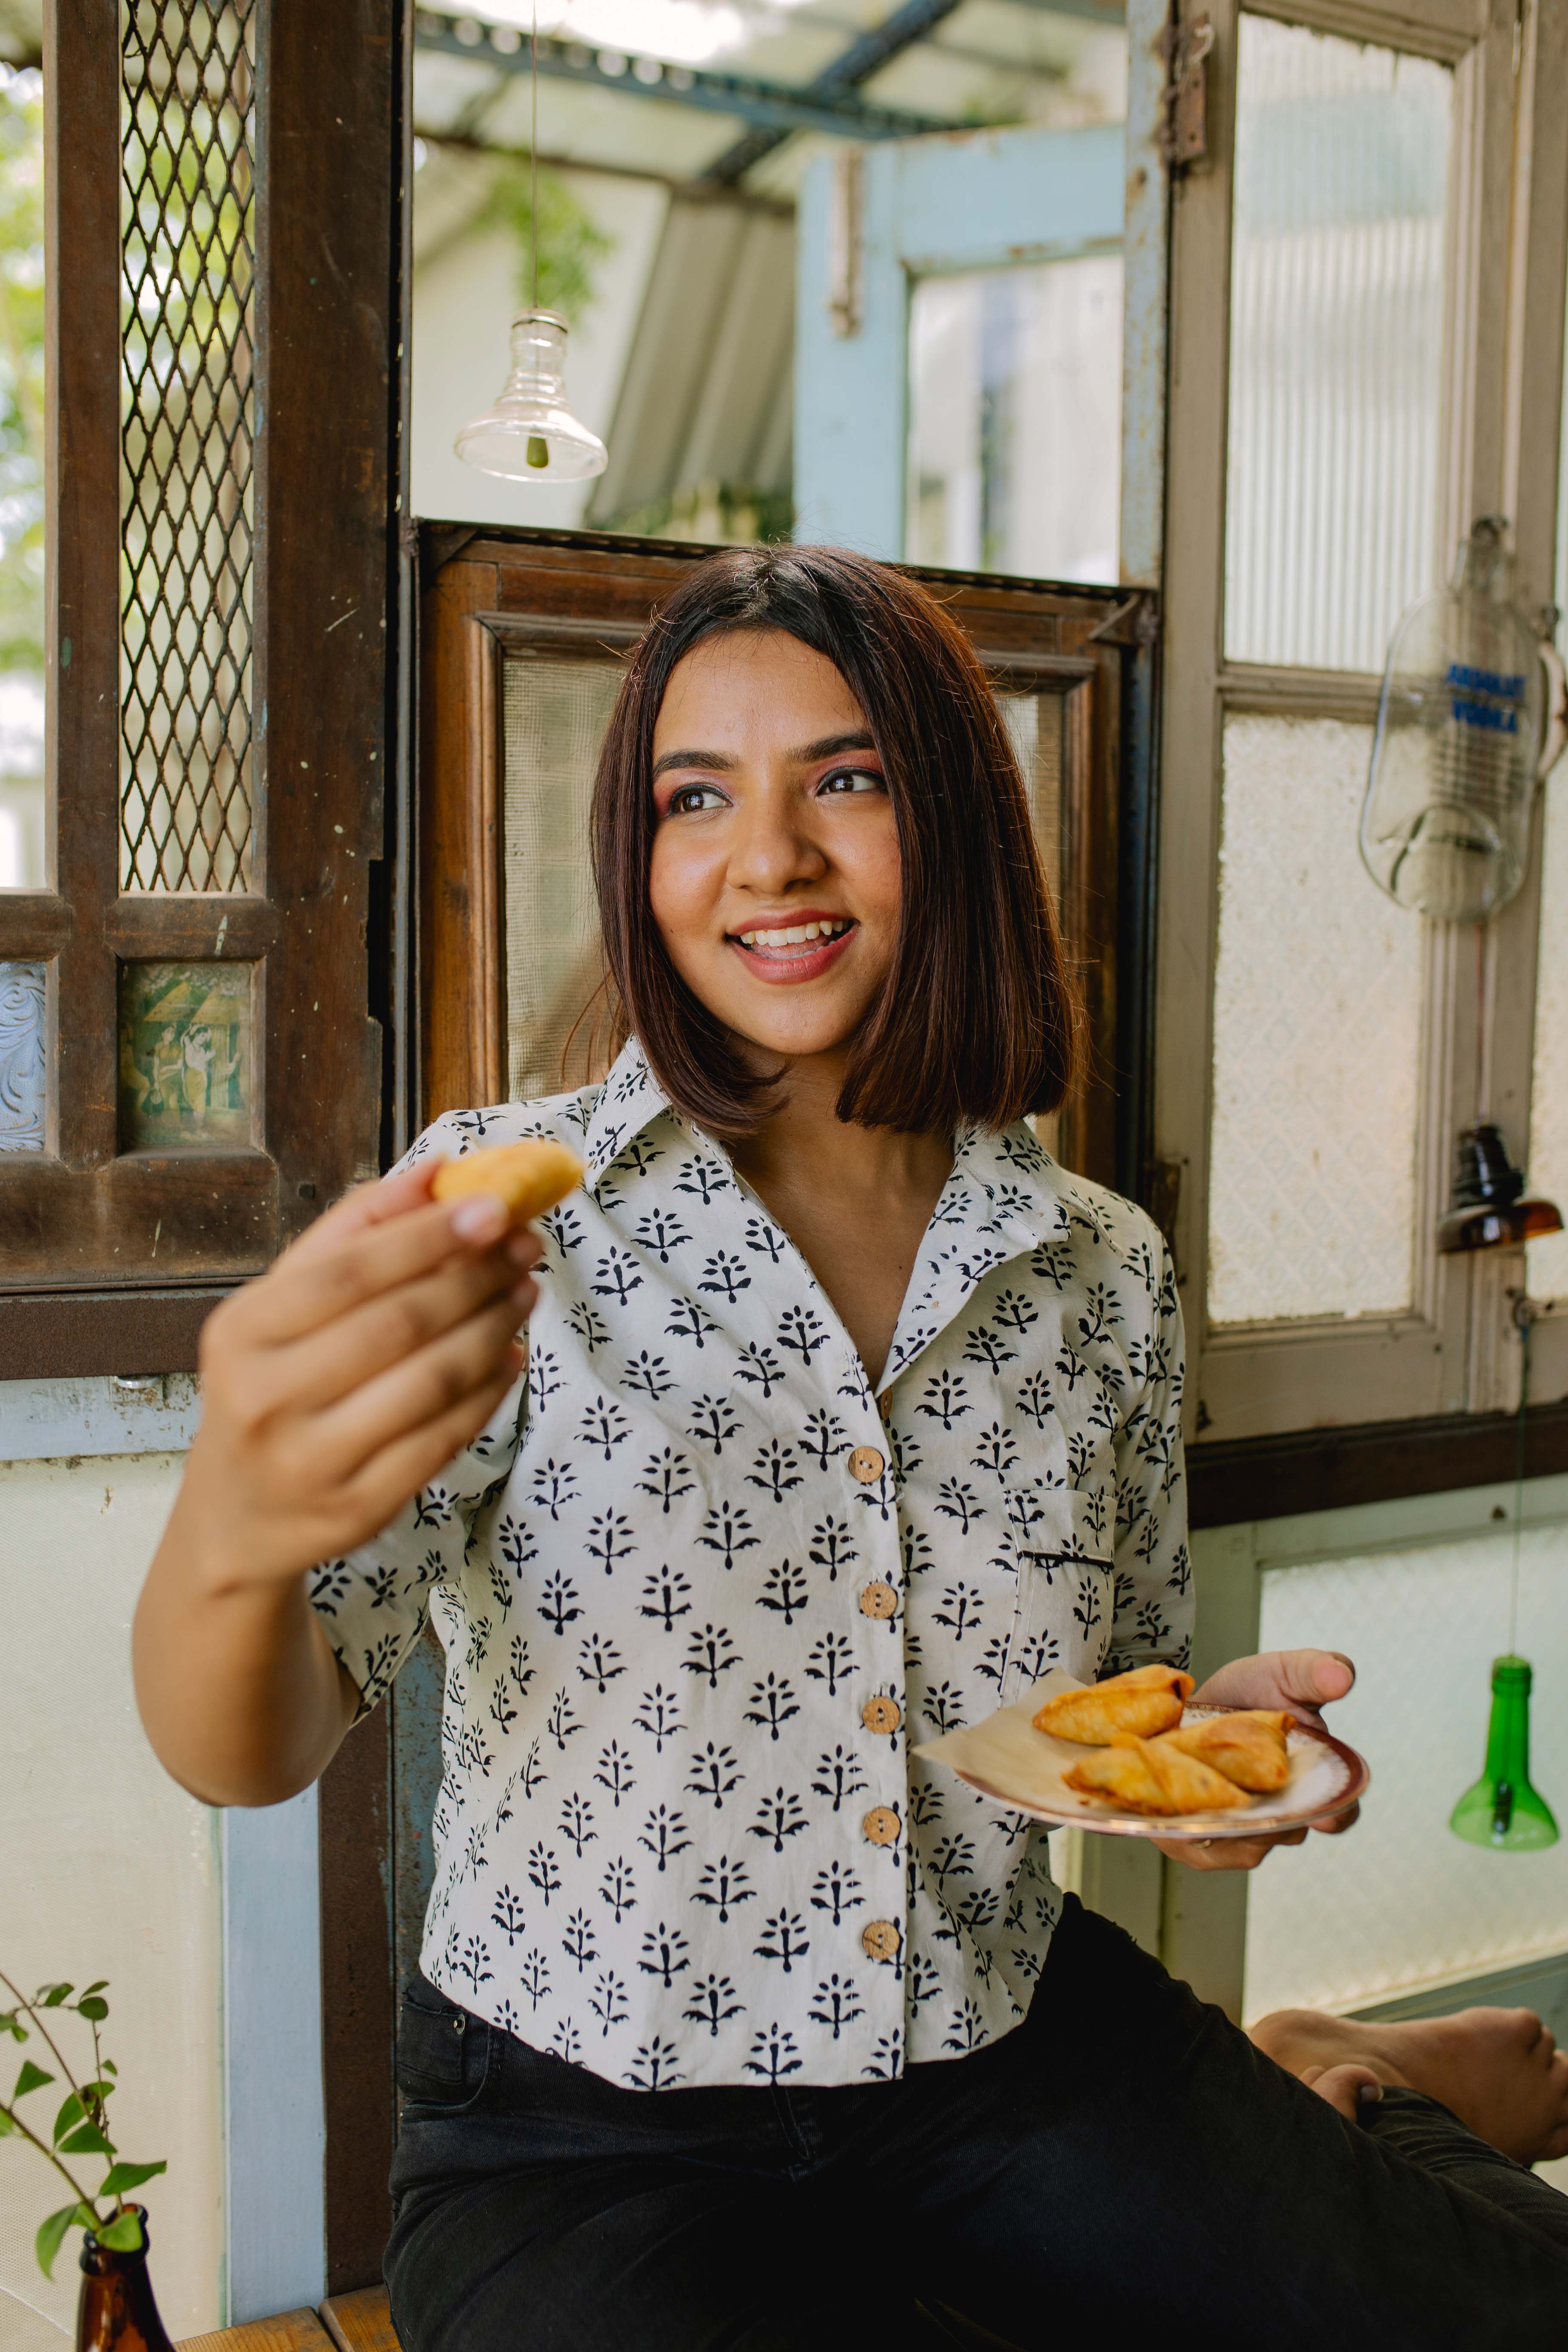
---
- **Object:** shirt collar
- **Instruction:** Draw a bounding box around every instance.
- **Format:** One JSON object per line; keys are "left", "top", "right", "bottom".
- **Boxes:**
{"left": 882, "top": 1118, "right": 1115, "bottom": 1385}
{"left": 581, "top": 1035, "right": 697, "bottom": 1191}
{"left": 582, "top": 1044, "right": 1113, "bottom": 1361}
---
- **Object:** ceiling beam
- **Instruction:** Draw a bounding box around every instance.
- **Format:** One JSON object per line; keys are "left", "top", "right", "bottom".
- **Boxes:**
{"left": 411, "top": 12, "right": 952, "bottom": 143}
{"left": 704, "top": 0, "right": 967, "bottom": 183}
{"left": 413, "top": 125, "right": 795, "bottom": 216}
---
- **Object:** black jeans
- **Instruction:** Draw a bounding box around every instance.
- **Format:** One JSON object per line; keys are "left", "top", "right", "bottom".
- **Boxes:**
{"left": 385, "top": 1896, "right": 1568, "bottom": 2350}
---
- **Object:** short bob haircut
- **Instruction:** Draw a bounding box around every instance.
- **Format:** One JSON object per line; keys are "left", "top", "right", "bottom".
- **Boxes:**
{"left": 591, "top": 544, "right": 1078, "bottom": 1140}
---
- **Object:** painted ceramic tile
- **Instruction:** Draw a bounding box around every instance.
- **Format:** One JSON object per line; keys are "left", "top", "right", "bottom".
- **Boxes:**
{"left": 0, "top": 959, "right": 46, "bottom": 1150}
{"left": 119, "top": 961, "right": 253, "bottom": 1148}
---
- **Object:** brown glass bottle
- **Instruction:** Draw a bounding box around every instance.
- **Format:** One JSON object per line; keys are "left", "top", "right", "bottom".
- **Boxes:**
{"left": 77, "top": 2210, "right": 175, "bottom": 2352}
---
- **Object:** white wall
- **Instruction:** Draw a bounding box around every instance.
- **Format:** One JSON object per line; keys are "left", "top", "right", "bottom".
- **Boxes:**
{"left": 1, "top": 1452, "right": 222, "bottom": 2351}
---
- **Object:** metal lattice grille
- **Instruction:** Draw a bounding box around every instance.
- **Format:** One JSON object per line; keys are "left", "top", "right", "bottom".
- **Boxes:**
{"left": 120, "top": 0, "right": 257, "bottom": 892}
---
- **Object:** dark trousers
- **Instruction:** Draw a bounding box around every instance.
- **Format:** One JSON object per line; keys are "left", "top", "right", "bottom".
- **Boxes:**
{"left": 385, "top": 1896, "right": 1568, "bottom": 2349}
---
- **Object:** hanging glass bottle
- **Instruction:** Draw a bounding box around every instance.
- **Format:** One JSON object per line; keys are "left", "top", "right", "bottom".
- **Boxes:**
{"left": 1360, "top": 518, "right": 1567, "bottom": 923}
{"left": 1450, "top": 1305, "right": 1559, "bottom": 1852}
{"left": 1450, "top": 1657, "right": 1559, "bottom": 1852}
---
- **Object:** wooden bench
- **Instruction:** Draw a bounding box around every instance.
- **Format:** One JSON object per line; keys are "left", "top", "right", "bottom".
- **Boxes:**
{"left": 178, "top": 2281, "right": 1016, "bottom": 2350}
{"left": 179, "top": 2285, "right": 400, "bottom": 2352}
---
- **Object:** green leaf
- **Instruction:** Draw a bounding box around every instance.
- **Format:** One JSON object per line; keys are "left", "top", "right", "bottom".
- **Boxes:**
{"left": 80, "top": 2079, "right": 116, "bottom": 2107}
{"left": 13, "top": 2061, "right": 52, "bottom": 2099}
{"left": 94, "top": 2211, "right": 144, "bottom": 2254}
{"left": 0, "top": 2011, "right": 24, "bottom": 2041}
{"left": 37, "top": 1984, "right": 73, "bottom": 2008}
{"left": 0, "top": 2107, "right": 16, "bottom": 2134}
{"left": 52, "top": 2092, "right": 83, "bottom": 2144}
{"left": 101, "top": 2159, "right": 166, "bottom": 2195}
{"left": 58, "top": 2120, "right": 115, "bottom": 2157}
{"left": 80, "top": 1982, "right": 109, "bottom": 1999}
{"left": 36, "top": 2202, "right": 96, "bottom": 2280}
{"left": 74, "top": 1998, "right": 108, "bottom": 2023}
{"left": 102, "top": 2059, "right": 117, "bottom": 2076}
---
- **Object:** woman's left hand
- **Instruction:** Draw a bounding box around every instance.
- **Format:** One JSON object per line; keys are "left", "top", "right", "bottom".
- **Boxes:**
{"left": 1154, "top": 1647, "right": 1359, "bottom": 1874}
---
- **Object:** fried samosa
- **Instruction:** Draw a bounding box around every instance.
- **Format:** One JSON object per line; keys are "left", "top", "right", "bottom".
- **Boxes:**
{"left": 431, "top": 1138, "right": 584, "bottom": 1228}
{"left": 1161, "top": 1709, "right": 1293, "bottom": 1794}
{"left": 1063, "top": 1733, "right": 1250, "bottom": 1818}
{"left": 1033, "top": 1662, "right": 1195, "bottom": 1746}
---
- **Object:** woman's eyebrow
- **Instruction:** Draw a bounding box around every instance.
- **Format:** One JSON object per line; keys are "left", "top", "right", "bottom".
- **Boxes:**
{"left": 650, "top": 747, "right": 739, "bottom": 781}
{"left": 649, "top": 730, "right": 877, "bottom": 782}
{"left": 796, "top": 730, "right": 877, "bottom": 762}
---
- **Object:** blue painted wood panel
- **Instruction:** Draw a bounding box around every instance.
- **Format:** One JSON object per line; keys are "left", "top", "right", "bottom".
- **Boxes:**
{"left": 795, "top": 123, "right": 1126, "bottom": 557}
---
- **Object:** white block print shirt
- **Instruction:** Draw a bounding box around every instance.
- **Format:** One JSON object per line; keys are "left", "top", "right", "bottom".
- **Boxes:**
{"left": 309, "top": 1037, "right": 1192, "bottom": 2091}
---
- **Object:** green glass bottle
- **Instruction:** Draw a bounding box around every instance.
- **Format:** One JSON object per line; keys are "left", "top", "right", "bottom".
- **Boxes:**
{"left": 1450, "top": 1656, "right": 1559, "bottom": 1851}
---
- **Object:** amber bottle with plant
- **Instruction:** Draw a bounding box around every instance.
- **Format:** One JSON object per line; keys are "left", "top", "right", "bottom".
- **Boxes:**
{"left": 0, "top": 1972, "right": 172, "bottom": 2352}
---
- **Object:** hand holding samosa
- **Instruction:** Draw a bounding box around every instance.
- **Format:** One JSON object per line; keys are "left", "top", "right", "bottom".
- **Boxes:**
{"left": 431, "top": 1138, "right": 584, "bottom": 1228}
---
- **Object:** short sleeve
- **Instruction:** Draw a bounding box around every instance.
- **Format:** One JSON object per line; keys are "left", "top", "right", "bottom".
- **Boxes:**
{"left": 1105, "top": 1228, "right": 1192, "bottom": 1678}
{"left": 305, "top": 1111, "right": 527, "bottom": 1718}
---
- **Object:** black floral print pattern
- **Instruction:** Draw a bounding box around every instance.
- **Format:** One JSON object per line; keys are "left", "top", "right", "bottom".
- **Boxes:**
{"left": 309, "top": 1038, "right": 1191, "bottom": 2090}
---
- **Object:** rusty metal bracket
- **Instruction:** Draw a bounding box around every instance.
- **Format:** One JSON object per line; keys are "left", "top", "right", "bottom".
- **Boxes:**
{"left": 1160, "top": 12, "right": 1214, "bottom": 173}
{"left": 1085, "top": 591, "right": 1158, "bottom": 647}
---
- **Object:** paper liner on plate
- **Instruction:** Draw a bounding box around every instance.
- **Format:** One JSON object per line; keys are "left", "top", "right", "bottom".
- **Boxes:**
{"left": 912, "top": 1667, "right": 1369, "bottom": 1840}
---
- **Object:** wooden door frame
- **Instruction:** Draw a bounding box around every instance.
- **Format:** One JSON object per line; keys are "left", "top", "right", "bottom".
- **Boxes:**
{"left": 415, "top": 524, "right": 1159, "bottom": 1200}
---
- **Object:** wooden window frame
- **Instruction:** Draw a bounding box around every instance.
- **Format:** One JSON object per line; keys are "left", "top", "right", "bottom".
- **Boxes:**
{"left": 0, "top": 0, "right": 395, "bottom": 1380}
{"left": 1155, "top": 0, "right": 1568, "bottom": 1445}
{"left": 414, "top": 525, "right": 1159, "bottom": 1200}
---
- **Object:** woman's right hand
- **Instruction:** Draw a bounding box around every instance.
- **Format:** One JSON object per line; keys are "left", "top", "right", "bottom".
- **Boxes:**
{"left": 170, "top": 1159, "right": 542, "bottom": 1599}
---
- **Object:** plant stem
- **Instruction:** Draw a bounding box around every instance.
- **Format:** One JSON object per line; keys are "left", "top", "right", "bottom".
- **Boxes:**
{"left": 0, "top": 1972, "right": 89, "bottom": 2119}
{"left": 86, "top": 2017, "right": 120, "bottom": 2215}
{"left": 0, "top": 2099, "right": 102, "bottom": 2218}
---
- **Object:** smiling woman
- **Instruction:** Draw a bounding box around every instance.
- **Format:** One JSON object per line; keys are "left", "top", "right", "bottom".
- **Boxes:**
{"left": 592, "top": 545, "right": 1078, "bottom": 1139}
{"left": 133, "top": 542, "right": 1568, "bottom": 2349}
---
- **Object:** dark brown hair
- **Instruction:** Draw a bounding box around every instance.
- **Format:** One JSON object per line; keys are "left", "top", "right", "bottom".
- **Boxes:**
{"left": 590, "top": 544, "right": 1077, "bottom": 1139}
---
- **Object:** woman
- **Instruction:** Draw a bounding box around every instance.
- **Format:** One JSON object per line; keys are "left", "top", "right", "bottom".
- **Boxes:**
{"left": 136, "top": 549, "right": 1568, "bottom": 2346}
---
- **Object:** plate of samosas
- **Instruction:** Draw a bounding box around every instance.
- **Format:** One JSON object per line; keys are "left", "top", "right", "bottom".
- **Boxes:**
{"left": 913, "top": 1663, "right": 1369, "bottom": 1839}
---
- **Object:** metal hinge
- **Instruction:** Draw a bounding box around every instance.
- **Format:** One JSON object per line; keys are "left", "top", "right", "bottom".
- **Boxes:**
{"left": 1161, "top": 12, "right": 1215, "bottom": 172}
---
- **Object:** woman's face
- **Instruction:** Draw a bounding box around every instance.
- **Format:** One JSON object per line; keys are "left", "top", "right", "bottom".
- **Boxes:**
{"left": 648, "top": 628, "right": 900, "bottom": 1067}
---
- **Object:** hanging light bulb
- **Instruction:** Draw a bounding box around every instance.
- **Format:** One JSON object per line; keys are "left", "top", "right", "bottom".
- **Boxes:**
{"left": 453, "top": 3, "right": 607, "bottom": 485}
{"left": 1361, "top": 518, "right": 1567, "bottom": 924}
{"left": 455, "top": 309, "right": 607, "bottom": 481}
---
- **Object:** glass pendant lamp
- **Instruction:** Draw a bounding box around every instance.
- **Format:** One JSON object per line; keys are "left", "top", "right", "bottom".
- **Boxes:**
{"left": 453, "top": 5, "right": 607, "bottom": 486}
{"left": 1360, "top": 518, "right": 1567, "bottom": 923}
{"left": 455, "top": 309, "right": 606, "bottom": 481}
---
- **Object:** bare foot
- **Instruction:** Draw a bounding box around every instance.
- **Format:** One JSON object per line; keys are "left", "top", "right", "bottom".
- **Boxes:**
{"left": 1300, "top": 2061, "right": 1386, "bottom": 2125}
{"left": 1251, "top": 2005, "right": 1568, "bottom": 2165}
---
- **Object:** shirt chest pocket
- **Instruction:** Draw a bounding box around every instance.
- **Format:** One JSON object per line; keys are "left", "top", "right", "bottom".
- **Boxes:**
{"left": 1001, "top": 1480, "right": 1115, "bottom": 1698}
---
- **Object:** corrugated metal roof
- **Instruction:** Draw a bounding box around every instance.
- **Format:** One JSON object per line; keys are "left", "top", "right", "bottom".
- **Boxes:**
{"left": 586, "top": 197, "right": 794, "bottom": 520}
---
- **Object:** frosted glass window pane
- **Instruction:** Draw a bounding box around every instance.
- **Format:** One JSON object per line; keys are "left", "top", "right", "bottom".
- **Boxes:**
{"left": 996, "top": 688, "right": 1063, "bottom": 906}
{"left": 1225, "top": 17, "right": 1451, "bottom": 673}
{"left": 1209, "top": 715, "right": 1421, "bottom": 1324}
{"left": 502, "top": 654, "right": 623, "bottom": 1104}
{"left": 0, "top": 957, "right": 44, "bottom": 1148}
{"left": 907, "top": 254, "right": 1122, "bottom": 584}
{"left": 1244, "top": 1528, "right": 1568, "bottom": 2018}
